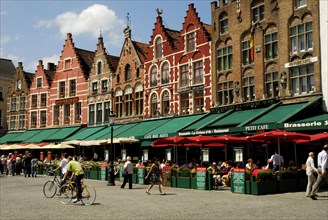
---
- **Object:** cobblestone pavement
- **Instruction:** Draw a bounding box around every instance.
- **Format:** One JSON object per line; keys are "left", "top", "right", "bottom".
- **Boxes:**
{"left": 0, "top": 174, "right": 327, "bottom": 220}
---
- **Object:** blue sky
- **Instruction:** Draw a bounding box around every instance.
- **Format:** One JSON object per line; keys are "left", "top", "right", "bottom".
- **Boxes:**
{"left": 0, "top": 0, "right": 212, "bottom": 72}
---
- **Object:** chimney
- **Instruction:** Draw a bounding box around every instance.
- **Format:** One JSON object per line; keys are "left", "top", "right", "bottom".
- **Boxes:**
{"left": 47, "top": 62, "right": 55, "bottom": 71}
{"left": 18, "top": 62, "right": 23, "bottom": 68}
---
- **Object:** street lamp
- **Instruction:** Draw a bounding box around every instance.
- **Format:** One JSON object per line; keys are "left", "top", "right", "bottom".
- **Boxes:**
{"left": 107, "top": 112, "right": 116, "bottom": 186}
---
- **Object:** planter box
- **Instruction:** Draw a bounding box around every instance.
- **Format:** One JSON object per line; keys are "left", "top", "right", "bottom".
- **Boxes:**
{"left": 277, "top": 178, "right": 297, "bottom": 193}
{"left": 251, "top": 179, "right": 277, "bottom": 195}
{"left": 100, "top": 168, "right": 108, "bottom": 181}
{"left": 177, "top": 177, "right": 191, "bottom": 189}
{"left": 245, "top": 180, "right": 251, "bottom": 194}
{"left": 171, "top": 176, "right": 177, "bottom": 187}
{"left": 84, "top": 171, "right": 90, "bottom": 179}
{"left": 191, "top": 177, "right": 197, "bottom": 189}
{"left": 132, "top": 174, "right": 138, "bottom": 184}
{"left": 297, "top": 178, "right": 307, "bottom": 191}
{"left": 89, "top": 171, "right": 99, "bottom": 180}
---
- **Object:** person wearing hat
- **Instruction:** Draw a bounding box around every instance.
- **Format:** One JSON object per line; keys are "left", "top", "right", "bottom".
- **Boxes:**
{"left": 310, "top": 145, "right": 328, "bottom": 200}
{"left": 245, "top": 158, "right": 257, "bottom": 173}
{"left": 305, "top": 152, "right": 317, "bottom": 197}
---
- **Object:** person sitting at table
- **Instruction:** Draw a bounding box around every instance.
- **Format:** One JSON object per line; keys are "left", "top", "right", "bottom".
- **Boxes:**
{"left": 245, "top": 158, "right": 258, "bottom": 173}
{"left": 208, "top": 162, "right": 221, "bottom": 190}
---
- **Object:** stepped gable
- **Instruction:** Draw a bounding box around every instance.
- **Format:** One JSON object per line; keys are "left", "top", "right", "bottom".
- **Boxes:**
{"left": 75, "top": 47, "right": 95, "bottom": 79}
{"left": 0, "top": 58, "right": 16, "bottom": 78}
{"left": 131, "top": 41, "right": 149, "bottom": 63}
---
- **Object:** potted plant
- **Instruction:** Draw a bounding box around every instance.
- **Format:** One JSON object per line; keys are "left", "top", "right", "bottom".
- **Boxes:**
{"left": 250, "top": 170, "right": 277, "bottom": 195}
{"left": 277, "top": 170, "right": 297, "bottom": 193}
{"left": 245, "top": 171, "right": 251, "bottom": 194}
{"left": 177, "top": 168, "right": 191, "bottom": 189}
{"left": 190, "top": 168, "right": 197, "bottom": 189}
{"left": 89, "top": 163, "right": 100, "bottom": 180}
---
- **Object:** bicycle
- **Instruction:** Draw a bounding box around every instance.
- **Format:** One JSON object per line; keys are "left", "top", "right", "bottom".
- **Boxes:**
{"left": 43, "top": 171, "right": 62, "bottom": 198}
{"left": 57, "top": 179, "right": 96, "bottom": 206}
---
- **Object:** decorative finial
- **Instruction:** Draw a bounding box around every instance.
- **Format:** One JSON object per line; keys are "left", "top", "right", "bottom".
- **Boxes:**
{"left": 156, "top": 8, "right": 163, "bottom": 16}
{"left": 126, "top": 12, "right": 131, "bottom": 27}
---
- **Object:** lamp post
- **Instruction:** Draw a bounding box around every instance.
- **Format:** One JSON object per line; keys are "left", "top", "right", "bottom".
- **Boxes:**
{"left": 107, "top": 112, "right": 116, "bottom": 186}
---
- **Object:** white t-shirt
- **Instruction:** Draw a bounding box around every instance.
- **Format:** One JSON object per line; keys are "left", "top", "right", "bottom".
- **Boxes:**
{"left": 124, "top": 161, "right": 133, "bottom": 174}
{"left": 60, "top": 158, "right": 69, "bottom": 175}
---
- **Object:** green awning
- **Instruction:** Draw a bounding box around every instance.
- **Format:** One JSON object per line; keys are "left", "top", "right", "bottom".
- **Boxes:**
{"left": 144, "top": 114, "right": 205, "bottom": 139}
{"left": 25, "top": 128, "right": 61, "bottom": 143}
{"left": 43, "top": 126, "right": 81, "bottom": 142}
{"left": 208, "top": 108, "right": 268, "bottom": 127}
{"left": 97, "top": 123, "right": 137, "bottom": 140}
{"left": 84, "top": 125, "right": 122, "bottom": 141}
{"left": 8, "top": 129, "right": 44, "bottom": 143}
{"left": 0, "top": 132, "right": 25, "bottom": 144}
{"left": 116, "top": 118, "right": 172, "bottom": 139}
{"left": 140, "top": 140, "right": 153, "bottom": 147}
{"left": 282, "top": 113, "right": 328, "bottom": 131}
{"left": 64, "top": 126, "right": 107, "bottom": 141}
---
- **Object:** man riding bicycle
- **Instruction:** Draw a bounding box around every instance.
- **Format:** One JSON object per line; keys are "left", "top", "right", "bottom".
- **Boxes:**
{"left": 62, "top": 156, "right": 84, "bottom": 203}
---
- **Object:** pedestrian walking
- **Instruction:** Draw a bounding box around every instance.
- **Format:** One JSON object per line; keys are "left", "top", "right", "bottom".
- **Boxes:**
{"left": 23, "top": 153, "right": 32, "bottom": 177}
{"left": 145, "top": 158, "right": 165, "bottom": 195}
{"left": 269, "top": 151, "right": 284, "bottom": 172}
{"left": 120, "top": 156, "right": 133, "bottom": 189}
{"left": 310, "top": 145, "right": 328, "bottom": 200}
{"left": 305, "top": 152, "right": 317, "bottom": 197}
{"left": 31, "top": 156, "right": 38, "bottom": 177}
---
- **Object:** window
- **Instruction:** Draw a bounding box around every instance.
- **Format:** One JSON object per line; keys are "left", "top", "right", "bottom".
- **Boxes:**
{"left": 64, "top": 59, "right": 71, "bottom": 70}
{"left": 0, "top": 87, "right": 3, "bottom": 101}
{"left": 115, "top": 95, "right": 123, "bottom": 117}
{"left": 101, "top": 80, "right": 108, "bottom": 92}
{"left": 40, "top": 110, "right": 46, "bottom": 127}
{"left": 180, "top": 65, "right": 189, "bottom": 87}
{"left": 125, "top": 64, "right": 131, "bottom": 81}
{"left": 19, "top": 94, "right": 26, "bottom": 110}
{"left": 252, "top": 3, "right": 264, "bottom": 23}
{"left": 186, "top": 32, "right": 196, "bottom": 52}
{"left": 136, "top": 68, "right": 140, "bottom": 78}
{"left": 10, "top": 115, "right": 16, "bottom": 130}
{"left": 125, "top": 93, "right": 133, "bottom": 116}
{"left": 193, "top": 61, "right": 203, "bottom": 84}
{"left": 180, "top": 93, "right": 189, "bottom": 115}
{"left": 217, "top": 80, "right": 234, "bottom": 105}
{"left": 89, "top": 104, "right": 95, "bottom": 125}
{"left": 10, "top": 96, "right": 17, "bottom": 111}
{"left": 220, "top": 13, "right": 228, "bottom": 34}
{"left": 31, "top": 95, "right": 37, "bottom": 108}
{"left": 155, "top": 37, "right": 163, "bottom": 59}
{"left": 194, "top": 90, "right": 204, "bottom": 113}
{"left": 243, "top": 76, "right": 255, "bottom": 101}
{"left": 150, "top": 66, "right": 158, "bottom": 87}
{"left": 291, "top": 63, "right": 314, "bottom": 95}
{"left": 97, "top": 61, "right": 102, "bottom": 74}
{"left": 96, "top": 103, "right": 102, "bottom": 124}
{"left": 265, "top": 71, "right": 279, "bottom": 98}
{"left": 37, "top": 78, "right": 42, "bottom": 88}
{"left": 59, "top": 81, "right": 65, "bottom": 98}
{"left": 242, "top": 40, "right": 251, "bottom": 65}
{"left": 19, "top": 115, "right": 25, "bottom": 129}
{"left": 223, "top": 0, "right": 228, "bottom": 4}
{"left": 116, "top": 74, "right": 121, "bottom": 84}
{"left": 69, "top": 80, "right": 76, "bottom": 96}
{"left": 265, "top": 32, "right": 278, "bottom": 60}
{"left": 161, "top": 63, "right": 170, "bottom": 84}
{"left": 31, "top": 112, "right": 37, "bottom": 128}
{"left": 53, "top": 105, "right": 59, "bottom": 125}
{"left": 64, "top": 104, "right": 70, "bottom": 124}
{"left": 92, "top": 82, "right": 98, "bottom": 94}
{"left": 135, "top": 91, "right": 143, "bottom": 116}
{"left": 104, "top": 101, "right": 111, "bottom": 123}
{"left": 290, "top": 22, "right": 312, "bottom": 53}
{"left": 75, "top": 102, "right": 81, "bottom": 122}
{"left": 162, "top": 91, "right": 170, "bottom": 115}
{"left": 16, "top": 80, "right": 22, "bottom": 90}
{"left": 296, "top": 0, "right": 306, "bottom": 8}
{"left": 218, "top": 45, "right": 232, "bottom": 71}
{"left": 151, "top": 94, "right": 158, "bottom": 117}
{"left": 40, "top": 93, "right": 47, "bottom": 107}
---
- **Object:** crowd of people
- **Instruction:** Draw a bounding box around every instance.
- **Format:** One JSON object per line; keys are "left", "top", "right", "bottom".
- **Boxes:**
{"left": 0, "top": 152, "right": 38, "bottom": 177}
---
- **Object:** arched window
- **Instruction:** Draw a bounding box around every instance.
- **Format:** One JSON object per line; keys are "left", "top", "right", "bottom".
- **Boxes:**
{"left": 217, "top": 74, "right": 234, "bottom": 106}
{"left": 97, "top": 61, "right": 102, "bottom": 74}
{"left": 264, "top": 26, "right": 278, "bottom": 60}
{"left": 161, "top": 62, "right": 170, "bottom": 84}
{"left": 265, "top": 64, "right": 279, "bottom": 98}
{"left": 219, "top": 12, "right": 228, "bottom": 34}
{"left": 290, "top": 16, "right": 313, "bottom": 54}
{"left": 125, "top": 64, "right": 131, "bottom": 81}
{"left": 155, "top": 37, "right": 162, "bottom": 59}
{"left": 217, "top": 41, "right": 233, "bottom": 71}
{"left": 151, "top": 94, "right": 158, "bottom": 116}
{"left": 150, "top": 66, "right": 158, "bottom": 87}
{"left": 135, "top": 84, "right": 143, "bottom": 116}
{"left": 125, "top": 87, "right": 133, "bottom": 116}
{"left": 162, "top": 91, "right": 170, "bottom": 115}
{"left": 242, "top": 69, "right": 255, "bottom": 101}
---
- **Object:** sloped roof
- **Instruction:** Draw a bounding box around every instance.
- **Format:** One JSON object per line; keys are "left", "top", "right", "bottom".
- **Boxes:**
{"left": 106, "top": 54, "right": 119, "bottom": 72}
{"left": 0, "top": 58, "right": 16, "bottom": 79}
{"left": 75, "top": 48, "right": 95, "bottom": 79}
{"left": 165, "top": 28, "right": 180, "bottom": 49}
{"left": 24, "top": 71, "right": 34, "bottom": 88}
{"left": 44, "top": 69, "right": 55, "bottom": 86}
{"left": 132, "top": 41, "right": 149, "bottom": 63}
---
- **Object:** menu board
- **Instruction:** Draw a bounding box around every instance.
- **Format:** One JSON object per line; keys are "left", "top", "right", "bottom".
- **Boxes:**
{"left": 196, "top": 167, "right": 207, "bottom": 190}
{"left": 138, "top": 167, "right": 145, "bottom": 184}
{"left": 232, "top": 168, "right": 245, "bottom": 193}
{"left": 162, "top": 166, "right": 171, "bottom": 187}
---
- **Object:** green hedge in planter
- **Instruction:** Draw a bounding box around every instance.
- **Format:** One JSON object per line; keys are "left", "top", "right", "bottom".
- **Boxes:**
{"left": 250, "top": 171, "right": 277, "bottom": 195}
{"left": 89, "top": 171, "right": 99, "bottom": 180}
{"left": 191, "top": 177, "right": 197, "bottom": 189}
{"left": 177, "top": 177, "right": 191, "bottom": 188}
{"left": 171, "top": 176, "right": 177, "bottom": 187}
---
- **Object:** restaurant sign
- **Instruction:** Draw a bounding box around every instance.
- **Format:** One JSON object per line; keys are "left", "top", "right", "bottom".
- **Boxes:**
{"left": 176, "top": 84, "right": 204, "bottom": 93}
{"left": 284, "top": 119, "right": 328, "bottom": 130}
{"left": 178, "top": 128, "right": 229, "bottom": 136}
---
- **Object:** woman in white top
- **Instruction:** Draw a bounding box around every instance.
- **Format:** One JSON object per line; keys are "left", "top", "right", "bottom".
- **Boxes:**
{"left": 305, "top": 152, "right": 318, "bottom": 197}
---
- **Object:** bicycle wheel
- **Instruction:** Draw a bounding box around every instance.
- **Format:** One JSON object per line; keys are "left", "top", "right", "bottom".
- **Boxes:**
{"left": 81, "top": 184, "right": 96, "bottom": 206}
{"left": 43, "top": 180, "right": 57, "bottom": 198}
{"left": 58, "top": 185, "right": 74, "bottom": 205}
